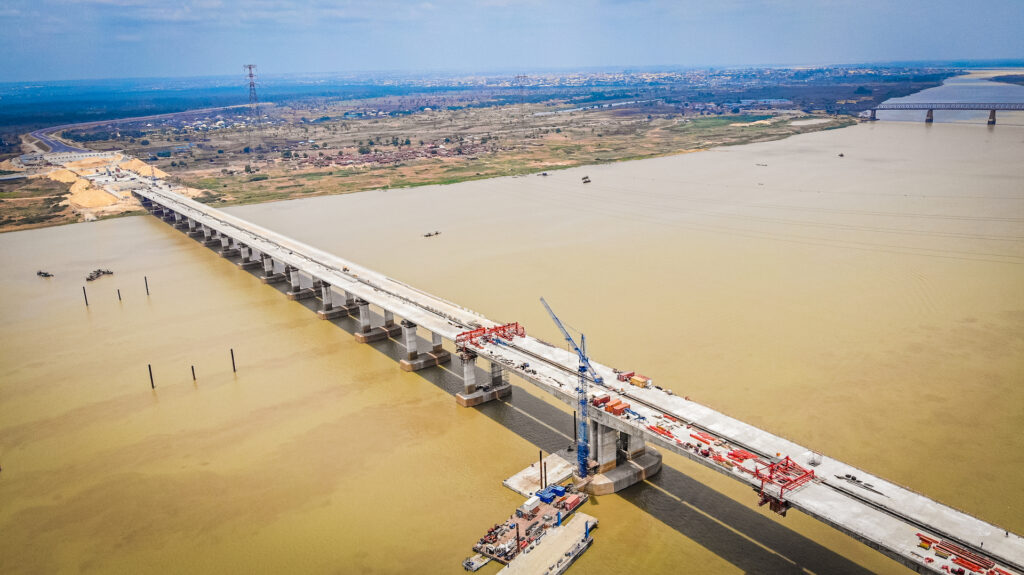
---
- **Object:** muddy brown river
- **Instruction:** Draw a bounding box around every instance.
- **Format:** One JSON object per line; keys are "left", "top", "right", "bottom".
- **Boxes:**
{"left": 2, "top": 79, "right": 1022, "bottom": 573}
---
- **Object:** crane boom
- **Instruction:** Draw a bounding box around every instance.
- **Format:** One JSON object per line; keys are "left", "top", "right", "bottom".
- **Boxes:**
{"left": 539, "top": 298, "right": 603, "bottom": 384}
{"left": 540, "top": 297, "right": 599, "bottom": 477}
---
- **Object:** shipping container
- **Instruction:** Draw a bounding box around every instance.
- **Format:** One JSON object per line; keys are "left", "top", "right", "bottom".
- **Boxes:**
{"left": 630, "top": 375, "right": 651, "bottom": 387}
{"left": 520, "top": 496, "right": 540, "bottom": 514}
{"left": 616, "top": 371, "right": 635, "bottom": 382}
{"left": 538, "top": 491, "right": 555, "bottom": 504}
{"left": 551, "top": 485, "right": 566, "bottom": 497}
{"left": 592, "top": 393, "right": 610, "bottom": 406}
{"left": 604, "top": 400, "right": 623, "bottom": 413}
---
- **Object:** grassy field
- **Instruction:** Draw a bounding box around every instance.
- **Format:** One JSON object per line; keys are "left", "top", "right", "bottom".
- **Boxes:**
{"left": 0, "top": 176, "right": 74, "bottom": 230}
{"left": 181, "top": 113, "right": 855, "bottom": 207}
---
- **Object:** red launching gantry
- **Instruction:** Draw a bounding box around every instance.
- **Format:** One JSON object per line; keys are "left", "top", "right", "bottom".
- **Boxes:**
{"left": 754, "top": 456, "right": 815, "bottom": 517}
{"left": 456, "top": 322, "right": 526, "bottom": 350}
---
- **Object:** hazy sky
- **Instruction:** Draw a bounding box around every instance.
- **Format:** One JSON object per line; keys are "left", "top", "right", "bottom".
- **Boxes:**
{"left": 1, "top": 0, "right": 1022, "bottom": 82}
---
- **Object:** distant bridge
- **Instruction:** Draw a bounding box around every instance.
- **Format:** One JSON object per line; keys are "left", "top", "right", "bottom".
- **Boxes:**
{"left": 869, "top": 102, "right": 1024, "bottom": 123}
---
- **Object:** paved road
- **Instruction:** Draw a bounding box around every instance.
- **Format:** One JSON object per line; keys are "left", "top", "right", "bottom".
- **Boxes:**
{"left": 28, "top": 126, "right": 89, "bottom": 154}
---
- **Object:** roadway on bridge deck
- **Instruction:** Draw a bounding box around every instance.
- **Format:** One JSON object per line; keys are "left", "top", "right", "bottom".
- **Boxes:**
{"left": 130, "top": 178, "right": 1024, "bottom": 575}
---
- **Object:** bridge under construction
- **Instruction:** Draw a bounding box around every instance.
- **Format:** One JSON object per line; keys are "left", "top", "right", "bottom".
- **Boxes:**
{"left": 81, "top": 160, "right": 1024, "bottom": 575}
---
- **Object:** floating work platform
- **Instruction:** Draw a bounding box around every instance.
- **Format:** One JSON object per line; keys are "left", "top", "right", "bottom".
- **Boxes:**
{"left": 503, "top": 453, "right": 575, "bottom": 497}
{"left": 462, "top": 554, "right": 491, "bottom": 572}
{"left": 500, "top": 513, "right": 596, "bottom": 575}
{"left": 471, "top": 484, "right": 590, "bottom": 567}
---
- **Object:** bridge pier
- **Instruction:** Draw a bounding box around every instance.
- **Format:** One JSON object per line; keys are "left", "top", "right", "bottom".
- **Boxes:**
{"left": 219, "top": 236, "right": 240, "bottom": 257}
{"left": 869, "top": 109, "right": 877, "bottom": 121}
{"left": 621, "top": 431, "right": 647, "bottom": 460}
{"left": 353, "top": 301, "right": 401, "bottom": 343}
{"left": 456, "top": 352, "right": 511, "bottom": 407}
{"left": 399, "top": 322, "right": 452, "bottom": 372}
{"left": 173, "top": 212, "right": 189, "bottom": 230}
{"left": 202, "top": 226, "right": 219, "bottom": 247}
{"left": 317, "top": 284, "right": 357, "bottom": 319}
{"left": 187, "top": 218, "right": 204, "bottom": 238}
{"left": 989, "top": 109, "right": 997, "bottom": 125}
{"left": 925, "top": 109, "right": 934, "bottom": 123}
{"left": 285, "top": 268, "right": 315, "bottom": 300}
{"left": 237, "top": 245, "right": 263, "bottom": 269}
{"left": 260, "top": 256, "right": 287, "bottom": 284}
{"left": 582, "top": 419, "right": 662, "bottom": 495}
{"left": 589, "top": 420, "right": 618, "bottom": 474}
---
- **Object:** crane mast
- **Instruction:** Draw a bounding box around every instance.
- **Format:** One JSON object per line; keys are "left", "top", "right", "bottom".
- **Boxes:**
{"left": 540, "top": 297, "right": 602, "bottom": 478}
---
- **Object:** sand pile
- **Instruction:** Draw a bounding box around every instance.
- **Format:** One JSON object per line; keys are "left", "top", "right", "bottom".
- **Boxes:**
{"left": 68, "top": 179, "right": 116, "bottom": 208}
{"left": 0, "top": 159, "right": 25, "bottom": 172}
{"left": 65, "top": 156, "right": 120, "bottom": 171}
{"left": 118, "top": 158, "right": 168, "bottom": 178}
{"left": 42, "top": 168, "right": 79, "bottom": 184}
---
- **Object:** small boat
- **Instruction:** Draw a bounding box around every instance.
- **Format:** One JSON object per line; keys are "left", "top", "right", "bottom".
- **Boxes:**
{"left": 36, "top": 270, "right": 53, "bottom": 278}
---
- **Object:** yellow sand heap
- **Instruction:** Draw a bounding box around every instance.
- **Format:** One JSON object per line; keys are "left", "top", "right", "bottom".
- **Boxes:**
{"left": 0, "top": 159, "right": 25, "bottom": 172}
{"left": 43, "top": 168, "right": 79, "bottom": 184}
{"left": 119, "top": 158, "right": 168, "bottom": 178}
{"left": 68, "top": 178, "right": 117, "bottom": 208}
{"left": 64, "top": 156, "right": 121, "bottom": 171}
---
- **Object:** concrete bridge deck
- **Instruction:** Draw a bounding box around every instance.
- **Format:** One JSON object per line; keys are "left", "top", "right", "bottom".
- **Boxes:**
{"left": 128, "top": 177, "right": 1023, "bottom": 575}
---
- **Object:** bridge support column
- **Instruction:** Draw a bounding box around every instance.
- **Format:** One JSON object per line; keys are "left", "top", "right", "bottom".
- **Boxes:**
{"left": 989, "top": 109, "right": 996, "bottom": 125}
{"left": 925, "top": 109, "right": 934, "bottom": 123}
{"left": 353, "top": 301, "right": 401, "bottom": 343}
{"left": 456, "top": 351, "right": 510, "bottom": 406}
{"left": 188, "top": 219, "right": 203, "bottom": 237}
{"left": 219, "top": 236, "right": 240, "bottom": 257}
{"left": 260, "top": 257, "right": 286, "bottom": 284}
{"left": 237, "top": 245, "right": 262, "bottom": 269}
{"left": 402, "top": 329, "right": 452, "bottom": 372}
{"left": 869, "top": 109, "right": 877, "bottom": 121}
{"left": 622, "top": 432, "right": 646, "bottom": 459}
{"left": 400, "top": 320, "right": 418, "bottom": 360}
{"left": 286, "top": 268, "right": 315, "bottom": 300}
{"left": 317, "top": 284, "right": 355, "bottom": 319}
{"left": 459, "top": 351, "right": 477, "bottom": 394}
{"left": 173, "top": 212, "right": 189, "bottom": 230}
{"left": 490, "top": 361, "right": 508, "bottom": 387}
{"left": 589, "top": 421, "right": 618, "bottom": 474}
{"left": 162, "top": 209, "right": 176, "bottom": 223}
{"left": 583, "top": 420, "right": 662, "bottom": 495}
{"left": 202, "top": 227, "right": 219, "bottom": 247}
